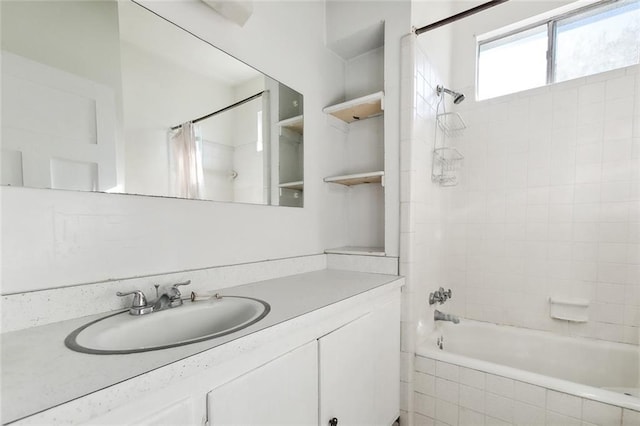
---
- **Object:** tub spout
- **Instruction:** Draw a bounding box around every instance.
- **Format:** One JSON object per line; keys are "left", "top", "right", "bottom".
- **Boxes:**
{"left": 434, "top": 309, "right": 460, "bottom": 324}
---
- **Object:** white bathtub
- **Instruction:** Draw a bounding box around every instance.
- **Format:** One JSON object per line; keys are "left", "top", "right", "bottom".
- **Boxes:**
{"left": 416, "top": 319, "right": 640, "bottom": 424}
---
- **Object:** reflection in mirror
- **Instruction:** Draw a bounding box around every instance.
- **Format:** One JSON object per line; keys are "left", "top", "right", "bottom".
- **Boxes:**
{"left": 0, "top": 0, "right": 303, "bottom": 206}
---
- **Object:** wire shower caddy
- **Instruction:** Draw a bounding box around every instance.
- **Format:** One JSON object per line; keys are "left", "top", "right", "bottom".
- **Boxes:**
{"left": 431, "top": 93, "right": 466, "bottom": 186}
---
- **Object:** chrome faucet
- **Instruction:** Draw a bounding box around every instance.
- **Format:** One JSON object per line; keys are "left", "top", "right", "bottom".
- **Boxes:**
{"left": 434, "top": 309, "right": 460, "bottom": 324}
{"left": 117, "top": 280, "right": 191, "bottom": 315}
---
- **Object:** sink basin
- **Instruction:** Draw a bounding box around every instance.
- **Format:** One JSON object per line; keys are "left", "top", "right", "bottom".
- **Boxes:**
{"left": 65, "top": 296, "right": 270, "bottom": 354}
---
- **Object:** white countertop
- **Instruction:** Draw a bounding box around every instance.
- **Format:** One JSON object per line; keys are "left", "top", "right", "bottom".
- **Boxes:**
{"left": 1, "top": 269, "right": 402, "bottom": 424}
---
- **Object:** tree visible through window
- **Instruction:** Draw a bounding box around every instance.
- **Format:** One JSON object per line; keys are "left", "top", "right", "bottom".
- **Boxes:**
{"left": 477, "top": 0, "right": 640, "bottom": 100}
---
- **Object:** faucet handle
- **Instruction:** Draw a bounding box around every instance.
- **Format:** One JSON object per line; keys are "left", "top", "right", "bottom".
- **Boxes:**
{"left": 169, "top": 280, "right": 191, "bottom": 298}
{"left": 171, "top": 280, "right": 191, "bottom": 289}
{"left": 444, "top": 288, "right": 452, "bottom": 299}
{"left": 116, "top": 290, "right": 147, "bottom": 308}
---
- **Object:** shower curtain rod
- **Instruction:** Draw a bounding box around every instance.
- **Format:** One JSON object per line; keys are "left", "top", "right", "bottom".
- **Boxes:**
{"left": 415, "top": 0, "right": 509, "bottom": 35}
{"left": 171, "top": 90, "right": 265, "bottom": 131}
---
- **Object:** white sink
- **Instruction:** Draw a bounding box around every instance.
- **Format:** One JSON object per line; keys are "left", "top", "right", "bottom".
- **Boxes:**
{"left": 65, "top": 296, "right": 270, "bottom": 354}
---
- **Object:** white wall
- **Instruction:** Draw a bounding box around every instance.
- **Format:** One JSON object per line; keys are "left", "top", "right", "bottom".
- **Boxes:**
{"left": 412, "top": 0, "right": 454, "bottom": 89}
{"left": 445, "top": 66, "right": 640, "bottom": 345}
{"left": 1, "top": 0, "right": 347, "bottom": 294}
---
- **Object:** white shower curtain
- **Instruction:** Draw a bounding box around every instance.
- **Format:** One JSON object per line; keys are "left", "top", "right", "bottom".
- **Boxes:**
{"left": 168, "top": 121, "right": 204, "bottom": 199}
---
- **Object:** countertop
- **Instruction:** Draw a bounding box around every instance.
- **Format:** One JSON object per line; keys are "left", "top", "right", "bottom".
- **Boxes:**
{"left": 1, "top": 269, "right": 402, "bottom": 424}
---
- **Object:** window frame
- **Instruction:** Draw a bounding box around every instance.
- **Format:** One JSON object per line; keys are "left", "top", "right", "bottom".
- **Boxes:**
{"left": 476, "top": 0, "right": 638, "bottom": 99}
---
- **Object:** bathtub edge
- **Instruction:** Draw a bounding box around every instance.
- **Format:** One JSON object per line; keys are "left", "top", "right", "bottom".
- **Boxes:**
{"left": 416, "top": 344, "right": 640, "bottom": 412}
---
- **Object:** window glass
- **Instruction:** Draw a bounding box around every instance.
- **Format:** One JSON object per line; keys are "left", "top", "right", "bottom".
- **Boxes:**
{"left": 477, "top": 0, "right": 640, "bottom": 100}
{"left": 478, "top": 25, "right": 548, "bottom": 100}
{"left": 555, "top": 0, "right": 640, "bottom": 82}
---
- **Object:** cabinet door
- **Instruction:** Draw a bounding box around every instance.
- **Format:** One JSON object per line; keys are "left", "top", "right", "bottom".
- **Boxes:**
{"left": 371, "top": 295, "right": 401, "bottom": 426}
{"left": 207, "top": 340, "right": 318, "bottom": 426}
{"left": 319, "top": 292, "right": 401, "bottom": 426}
{"left": 318, "top": 313, "right": 376, "bottom": 426}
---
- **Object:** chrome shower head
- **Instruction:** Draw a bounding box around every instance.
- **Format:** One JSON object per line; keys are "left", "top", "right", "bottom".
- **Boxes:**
{"left": 437, "top": 85, "right": 465, "bottom": 104}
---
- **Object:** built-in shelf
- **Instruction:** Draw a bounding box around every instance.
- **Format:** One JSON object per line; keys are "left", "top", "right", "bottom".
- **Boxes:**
{"left": 322, "top": 91, "right": 384, "bottom": 123}
{"left": 277, "top": 115, "right": 304, "bottom": 134}
{"left": 278, "top": 181, "right": 304, "bottom": 191}
{"left": 323, "top": 171, "right": 384, "bottom": 186}
{"left": 325, "top": 246, "right": 386, "bottom": 257}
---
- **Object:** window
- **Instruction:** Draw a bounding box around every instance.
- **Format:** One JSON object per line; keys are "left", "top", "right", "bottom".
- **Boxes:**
{"left": 478, "top": 25, "right": 548, "bottom": 99}
{"left": 477, "top": 0, "right": 640, "bottom": 100}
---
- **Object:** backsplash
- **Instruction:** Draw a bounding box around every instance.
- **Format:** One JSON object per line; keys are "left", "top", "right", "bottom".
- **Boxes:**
{"left": 1, "top": 252, "right": 403, "bottom": 333}
{"left": 1, "top": 254, "right": 326, "bottom": 332}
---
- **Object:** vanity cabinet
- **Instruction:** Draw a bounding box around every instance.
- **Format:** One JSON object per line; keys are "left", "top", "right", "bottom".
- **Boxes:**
{"left": 207, "top": 341, "right": 318, "bottom": 425}
{"left": 208, "top": 293, "right": 400, "bottom": 426}
{"left": 12, "top": 279, "right": 402, "bottom": 426}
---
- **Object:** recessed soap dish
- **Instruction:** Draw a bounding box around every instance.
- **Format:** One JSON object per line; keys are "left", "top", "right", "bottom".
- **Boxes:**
{"left": 549, "top": 297, "right": 589, "bottom": 322}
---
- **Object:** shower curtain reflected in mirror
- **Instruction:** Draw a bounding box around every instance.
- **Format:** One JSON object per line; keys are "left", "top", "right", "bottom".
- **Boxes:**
{"left": 169, "top": 122, "right": 204, "bottom": 199}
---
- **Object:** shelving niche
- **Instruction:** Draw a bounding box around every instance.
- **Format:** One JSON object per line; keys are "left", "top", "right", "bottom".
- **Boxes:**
{"left": 322, "top": 44, "right": 386, "bottom": 257}
{"left": 276, "top": 85, "right": 304, "bottom": 207}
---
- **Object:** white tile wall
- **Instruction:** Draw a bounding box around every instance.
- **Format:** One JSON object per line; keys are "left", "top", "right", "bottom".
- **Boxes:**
{"left": 400, "top": 31, "right": 457, "bottom": 423}
{"left": 438, "top": 65, "right": 640, "bottom": 344}
{"left": 401, "top": 27, "right": 639, "bottom": 426}
{"left": 400, "top": 35, "right": 452, "bottom": 337}
{"left": 414, "top": 356, "right": 637, "bottom": 426}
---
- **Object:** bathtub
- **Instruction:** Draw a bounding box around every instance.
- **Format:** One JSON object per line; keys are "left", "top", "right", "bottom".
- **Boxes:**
{"left": 415, "top": 320, "right": 640, "bottom": 425}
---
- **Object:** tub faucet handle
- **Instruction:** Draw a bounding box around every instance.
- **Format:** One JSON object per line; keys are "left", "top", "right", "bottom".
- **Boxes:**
{"left": 429, "top": 287, "right": 453, "bottom": 305}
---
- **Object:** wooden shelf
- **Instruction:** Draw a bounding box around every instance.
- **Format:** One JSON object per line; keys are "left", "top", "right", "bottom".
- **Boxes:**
{"left": 278, "top": 181, "right": 303, "bottom": 191}
{"left": 325, "top": 246, "right": 386, "bottom": 257}
{"left": 323, "top": 171, "right": 384, "bottom": 186}
{"left": 277, "top": 115, "right": 303, "bottom": 134}
{"left": 322, "top": 91, "right": 384, "bottom": 123}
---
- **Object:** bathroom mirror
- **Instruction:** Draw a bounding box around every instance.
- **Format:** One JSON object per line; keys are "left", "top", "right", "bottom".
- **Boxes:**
{"left": 0, "top": 0, "right": 304, "bottom": 207}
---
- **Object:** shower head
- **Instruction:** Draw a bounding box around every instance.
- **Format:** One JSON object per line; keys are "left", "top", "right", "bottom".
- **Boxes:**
{"left": 437, "top": 85, "right": 465, "bottom": 104}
